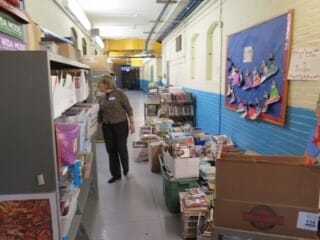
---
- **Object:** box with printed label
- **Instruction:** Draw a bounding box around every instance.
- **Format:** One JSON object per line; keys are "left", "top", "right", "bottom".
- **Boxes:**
{"left": 214, "top": 154, "right": 320, "bottom": 239}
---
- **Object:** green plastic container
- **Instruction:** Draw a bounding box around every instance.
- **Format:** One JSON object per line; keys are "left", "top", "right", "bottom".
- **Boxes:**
{"left": 162, "top": 167, "right": 198, "bottom": 213}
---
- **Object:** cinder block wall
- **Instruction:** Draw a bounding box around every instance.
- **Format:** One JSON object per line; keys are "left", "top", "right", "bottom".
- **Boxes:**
{"left": 162, "top": 0, "right": 320, "bottom": 155}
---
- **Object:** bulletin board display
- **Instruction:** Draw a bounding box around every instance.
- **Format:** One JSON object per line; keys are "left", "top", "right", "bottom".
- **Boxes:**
{"left": 225, "top": 11, "right": 293, "bottom": 126}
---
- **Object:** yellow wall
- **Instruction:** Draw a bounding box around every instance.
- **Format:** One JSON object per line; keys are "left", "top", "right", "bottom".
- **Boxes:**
{"left": 162, "top": 0, "right": 320, "bottom": 110}
{"left": 24, "top": 0, "right": 96, "bottom": 55}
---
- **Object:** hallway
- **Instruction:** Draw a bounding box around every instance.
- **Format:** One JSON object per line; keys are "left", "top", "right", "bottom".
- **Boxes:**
{"left": 82, "top": 90, "right": 181, "bottom": 240}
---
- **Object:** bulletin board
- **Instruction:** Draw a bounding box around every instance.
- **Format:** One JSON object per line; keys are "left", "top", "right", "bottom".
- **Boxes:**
{"left": 225, "top": 11, "right": 293, "bottom": 126}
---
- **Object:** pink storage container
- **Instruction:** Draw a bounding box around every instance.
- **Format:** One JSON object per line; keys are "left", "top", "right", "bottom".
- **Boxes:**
{"left": 55, "top": 123, "right": 80, "bottom": 166}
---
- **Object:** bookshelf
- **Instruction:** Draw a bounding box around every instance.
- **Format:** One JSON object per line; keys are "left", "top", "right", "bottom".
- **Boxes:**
{"left": 0, "top": 51, "right": 97, "bottom": 240}
{"left": 160, "top": 92, "right": 195, "bottom": 126}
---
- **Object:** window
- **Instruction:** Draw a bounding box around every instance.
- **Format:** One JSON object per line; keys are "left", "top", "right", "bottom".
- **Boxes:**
{"left": 82, "top": 38, "right": 87, "bottom": 55}
{"left": 191, "top": 34, "right": 200, "bottom": 80}
{"left": 206, "top": 22, "right": 219, "bottom": 80}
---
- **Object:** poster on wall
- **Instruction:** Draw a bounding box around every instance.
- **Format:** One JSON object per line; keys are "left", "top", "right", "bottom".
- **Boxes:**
{"left": 225, "top": 11, "right": 293, "bottom": 126}
{"left": 288, "top": 48, "right": 320, "bottom": 81}
{"left": 0, "top": 193, "right": 59, "bottom": 240}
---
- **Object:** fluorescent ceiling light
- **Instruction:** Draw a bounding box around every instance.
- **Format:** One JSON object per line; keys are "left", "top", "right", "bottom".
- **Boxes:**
{"left": 63, "top": 0, "right": 92, "bottom": 31}
{"left": 95, "top": 36, "right": 105, "bottom": 49}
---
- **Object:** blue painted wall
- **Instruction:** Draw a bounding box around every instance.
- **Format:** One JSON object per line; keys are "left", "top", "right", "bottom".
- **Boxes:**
{"left": 185, "top": 88, "right": 316, "bottom": 155}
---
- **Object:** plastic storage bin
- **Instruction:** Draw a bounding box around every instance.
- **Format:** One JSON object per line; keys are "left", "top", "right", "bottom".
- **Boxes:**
{"left": 182, "top": 212, "right": 206, "bottom": 239}
{"left": 161, "top": 166, "right": 198, "bottom": 213}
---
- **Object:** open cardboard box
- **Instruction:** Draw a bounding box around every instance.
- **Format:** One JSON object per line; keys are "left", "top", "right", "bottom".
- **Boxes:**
{"left": 214, "top": 154, "right": 320, "bottom": 239}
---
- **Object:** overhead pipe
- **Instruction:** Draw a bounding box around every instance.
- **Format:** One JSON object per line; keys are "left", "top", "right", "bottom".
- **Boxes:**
{"left": 145, "top": 0, "right": 172, "bottom": 51}
{"left": 157, "top": 0, "right": 204, "bottom": 42}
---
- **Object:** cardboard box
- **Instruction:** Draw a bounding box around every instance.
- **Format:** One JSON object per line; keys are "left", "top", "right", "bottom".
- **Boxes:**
{"left": 58, "top": 43, "right": 79, "bottom": 61}
{"left": 132, "top": 141, "right": 148, "bottom": 162}
{"left": 25, "top": 13, "right": 42, "bottom": 50}
{"left": 163, "top": 150, "right": 200, "bottom": 179}
{"left": 213, "top": 226, "right": 305, "bottom": 240}
{"left": 214, "top": 154, "right": 320, "bottom": 239}
{"left": 81, "top": 55, "right": 111, "bottom": 72}
{"left": 40, "top": 41, "right": 58, "bottom": 54}
{"left": 148, "top": 141, "right": 163, "bottom": 172}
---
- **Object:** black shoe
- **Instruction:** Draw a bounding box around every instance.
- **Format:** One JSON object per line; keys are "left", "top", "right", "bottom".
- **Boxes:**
{"left": 108, "top": 176, "right": 121, "bottom": 184}
{"left": 124, "top": 170, "right": 129, "bottom": 176}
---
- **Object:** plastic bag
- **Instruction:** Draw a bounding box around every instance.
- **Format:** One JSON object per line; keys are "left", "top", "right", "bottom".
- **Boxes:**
{"left": 55, "top": 123, "right": 80, "bottom": 166}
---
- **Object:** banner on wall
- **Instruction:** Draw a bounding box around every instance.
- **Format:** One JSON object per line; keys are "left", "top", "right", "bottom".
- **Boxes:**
{"left": 225, "top": 11, "right": 293, "bottom": 126}
{"left": 288, "top": 48, "right": 320, "bottom": 81}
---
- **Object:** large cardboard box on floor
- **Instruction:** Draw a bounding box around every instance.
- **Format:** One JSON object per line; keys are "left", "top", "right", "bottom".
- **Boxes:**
{"left": 132, "top": 141, "right": 148, "bottom": 162}
{"left": 215, "top": 154, "right": 320, "bottom": 239}
{"left": 148, "top": 141, "right": 163, "bottom": 172}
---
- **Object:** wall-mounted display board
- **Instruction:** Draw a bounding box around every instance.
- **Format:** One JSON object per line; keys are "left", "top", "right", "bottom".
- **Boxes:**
{"left": 225, "top": 11, "right": 293, "bottom": 126}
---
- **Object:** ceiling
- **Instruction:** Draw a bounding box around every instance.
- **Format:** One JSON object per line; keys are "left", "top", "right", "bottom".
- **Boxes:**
{"left": 77, "top": 0, "right": 191, "bottom": 41}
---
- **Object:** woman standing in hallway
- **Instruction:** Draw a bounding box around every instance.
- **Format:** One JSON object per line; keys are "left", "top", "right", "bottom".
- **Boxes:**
{"left": 97, "top": 75, "right": 135, "bottom": 183}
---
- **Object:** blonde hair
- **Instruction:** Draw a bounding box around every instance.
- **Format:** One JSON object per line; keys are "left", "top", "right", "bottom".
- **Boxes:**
{"left": 98, "top": 74, "right": 115, "bottom": 89}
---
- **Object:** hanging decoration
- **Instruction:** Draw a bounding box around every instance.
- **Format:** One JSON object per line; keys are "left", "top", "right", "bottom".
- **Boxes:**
{"left": 225, "top": 11, "right": 292, "bottom": 126}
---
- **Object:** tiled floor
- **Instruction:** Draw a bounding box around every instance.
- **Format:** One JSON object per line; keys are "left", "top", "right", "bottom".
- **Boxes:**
{"left": 82, "top": 90, "right": 181, "bottom": 240}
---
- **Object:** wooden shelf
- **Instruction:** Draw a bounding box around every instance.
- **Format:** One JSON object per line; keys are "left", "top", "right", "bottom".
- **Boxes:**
{"left": 0, "top": 0, "right": 29, "bottom": 23}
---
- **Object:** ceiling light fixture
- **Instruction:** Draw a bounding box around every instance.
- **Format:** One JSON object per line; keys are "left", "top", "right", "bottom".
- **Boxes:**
{"left": 62, "top": 0, "right": 92, "bottom": 31}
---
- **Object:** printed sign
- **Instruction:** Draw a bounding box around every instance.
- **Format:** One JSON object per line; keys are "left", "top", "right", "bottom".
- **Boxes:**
{"left": 296, "top": 211, "right": 319, "bottom": 232}
{"left": 243, "top": 205, "right": 284, "bottom": 230}
{"left": 243, "top": 46, "right": 253, "bottom": 63}
{"left": 288, "top": 48, "right": 320, "bottom": 80}
{"left": 0, "top": 32, "right": 26, "bottom": 51}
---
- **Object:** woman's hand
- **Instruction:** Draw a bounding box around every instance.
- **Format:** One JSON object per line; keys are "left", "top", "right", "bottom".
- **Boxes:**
{"left": 130, "top": 123, "right": 135, "bottom": 134}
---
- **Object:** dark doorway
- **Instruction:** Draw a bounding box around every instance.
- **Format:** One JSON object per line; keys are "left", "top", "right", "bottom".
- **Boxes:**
{"left": 121, "top": 66, "right": 140, "bottom": 90}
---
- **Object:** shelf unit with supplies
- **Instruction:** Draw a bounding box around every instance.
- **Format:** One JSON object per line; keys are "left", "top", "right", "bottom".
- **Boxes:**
{"left": 160, "top": 92, "right": 195, "bottom": 126}
{"left": 0, "top": 51, "right": 98, "bottom": 240}
{"left": 144, "top": 93, "right": 161, "bottom": 120}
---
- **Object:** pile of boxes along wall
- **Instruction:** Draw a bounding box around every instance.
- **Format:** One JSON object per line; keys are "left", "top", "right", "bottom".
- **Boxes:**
{"left": 139, "top": 87, "right": 320, "bottom": 239}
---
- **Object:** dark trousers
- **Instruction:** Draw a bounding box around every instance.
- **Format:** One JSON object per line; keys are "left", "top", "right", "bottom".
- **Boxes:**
{"left": 102, "top": 121, "right": 129, "bottom": 177}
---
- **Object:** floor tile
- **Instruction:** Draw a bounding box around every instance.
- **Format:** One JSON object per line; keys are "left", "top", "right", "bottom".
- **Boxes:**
{"left": 82, "top": 91, "right": 181, "bottom": 240}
